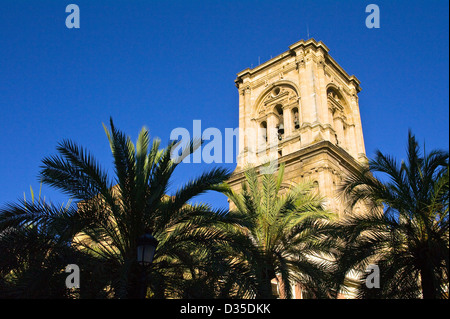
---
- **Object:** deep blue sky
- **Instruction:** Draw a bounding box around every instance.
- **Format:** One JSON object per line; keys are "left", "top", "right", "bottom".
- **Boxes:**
{"left": 0, "top": 0, "right": 448, "bottom": 209}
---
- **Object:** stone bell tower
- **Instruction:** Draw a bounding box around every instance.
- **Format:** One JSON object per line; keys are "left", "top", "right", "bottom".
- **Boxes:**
{"left": 228, "top": 39, "right": 368, "bottom": 217}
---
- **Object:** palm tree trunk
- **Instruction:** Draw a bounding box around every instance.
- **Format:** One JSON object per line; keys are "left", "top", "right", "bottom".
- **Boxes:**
{"left": 257, "top": 279, "right": 273, "bottom": 299}
{"left": 125, "top": 262, "right": 146, "bottom": 299}
{"left": 276, "top": 274, "right": 287, "bottom": 299}
{"left": 420, "top": 265, "right": 436, "bottom": 299}
{"left": 256, "top": 266, "right": 276, "bottom": 299}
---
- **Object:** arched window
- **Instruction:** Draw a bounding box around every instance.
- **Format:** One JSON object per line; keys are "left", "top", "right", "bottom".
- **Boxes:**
{"left": 274, "top": 105, "right": 284, "bottom": 140}
{"left": 292, "top": 107, "right": 300, "bottom": 130}
{"left": 259, "top": 121, "right": 267, "bottom": 147}
{"left": 327, "top": 87, "right": 347, "bottom": 149}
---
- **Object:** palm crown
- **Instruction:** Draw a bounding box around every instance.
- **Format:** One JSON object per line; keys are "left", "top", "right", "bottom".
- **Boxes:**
{"left": 334, "top": 131, "right": 449, "bottom": 298}
{"left": 224, "top": 164, "right": 336, "bottom": 298}
{"left": 1, "top": 119, "right": 236, "bottom": 298}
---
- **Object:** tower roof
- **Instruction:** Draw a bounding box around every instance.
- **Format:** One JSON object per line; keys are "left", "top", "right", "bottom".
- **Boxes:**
{"left": 235, "top": 38, "right": 361, "bottom": 92}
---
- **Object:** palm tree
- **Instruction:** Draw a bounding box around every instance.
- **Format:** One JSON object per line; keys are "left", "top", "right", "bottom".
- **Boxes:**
{"left": 334, "top": 131, "right": 449, "bottom": 299}
{"left": 0, "top": 185, "right": 108, "bottom": 298}
{"left": 223, "top": 164, "right": 336, "bottom": 299}
{"left": 1, "top": 118, "right": 238, "bottom": 298}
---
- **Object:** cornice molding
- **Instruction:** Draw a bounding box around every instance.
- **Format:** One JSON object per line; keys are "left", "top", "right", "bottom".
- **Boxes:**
{"left": 228, "top": 140, "right": 365, "bottom": 185}
{"left": 235, "top": 38, "right": 361, "bottom": 93}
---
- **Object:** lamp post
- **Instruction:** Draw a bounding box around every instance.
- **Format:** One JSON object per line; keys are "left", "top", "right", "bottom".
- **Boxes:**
{"left": 137, "top": 233, "right": 158, "bottom": 298}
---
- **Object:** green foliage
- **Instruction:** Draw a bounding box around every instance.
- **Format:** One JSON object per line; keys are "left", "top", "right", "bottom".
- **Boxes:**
{"left": 223, "top": 163, "right": 337, "bottom": 298}
{"left": 333, "top": 131, "right": 449, "bottom": 299}
{"left": 1, "top": 125, "right": 448, "bottom": 299}
{"left": 0, "top": 118, "right": 236, "bottom": 298}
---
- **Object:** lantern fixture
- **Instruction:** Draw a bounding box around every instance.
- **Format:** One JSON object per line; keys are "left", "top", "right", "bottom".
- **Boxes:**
{"left": 137, "top": 233, "right": 158, "bottom": 266}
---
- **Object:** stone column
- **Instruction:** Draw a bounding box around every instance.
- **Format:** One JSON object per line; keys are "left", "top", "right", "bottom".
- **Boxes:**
{"left": 347, "top": 124, "right": 358, "bottom": 159}
{"left": 315, "top": 52, "right": 334, "bottom": 143}
{"left": 296, "top": 52, "right": 313, "bottom": 146}
{"left": 238, "top": 88, "right": 246, "bottom": 167}
{"left": 349, "top": 89, "right": 366, "bottom": 160}
{"left": 311, "top": 52, "right": 326, "bottom": 125}
{"left": 334, "top": 115, "right": 345, "bottom": 149}
{"left": 296, "top": 52, "right": 312, "bottom": 124}
{"left": 283, "top": 105, "right": 293, "bottom": 137}
{"left": 267, "top": 112, "right": 279, "bottom": 147}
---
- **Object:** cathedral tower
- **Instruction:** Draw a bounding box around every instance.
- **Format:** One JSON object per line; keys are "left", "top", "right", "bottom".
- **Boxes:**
{"left": 228, "top": 39, "right": 367, "bottom": 217}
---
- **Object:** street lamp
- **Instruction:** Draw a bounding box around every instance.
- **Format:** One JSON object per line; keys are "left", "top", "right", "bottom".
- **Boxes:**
{"left": 137, "top": 233, "right": 158, "bottom": 299}
{"left": 137, "top": 233, "right": 159, "bottom": 266}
